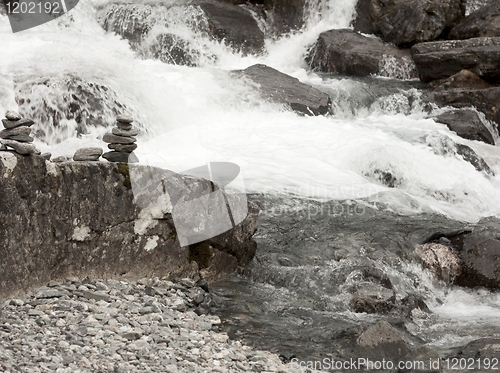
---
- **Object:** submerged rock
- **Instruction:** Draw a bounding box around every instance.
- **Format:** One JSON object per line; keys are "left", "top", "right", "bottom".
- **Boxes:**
{"left": 434, "top": 109, "right": 495, "bottom": 145}
{"left": 352, "top": 0, "right": 465, "bottom": 46}
{"left": 235, "top": 64, "right": 331, "bottom": 116}
{"left": 356, "top": 321, "right": 410, "bottom": 359}
{"left": 306, "top": 29, "right": 416, "bottom": 78}
{"left": 414, "top": 243, "right": 462, "bottom": 283}
{"left": 411, "top": 37, "right": 500, "bottom": 83}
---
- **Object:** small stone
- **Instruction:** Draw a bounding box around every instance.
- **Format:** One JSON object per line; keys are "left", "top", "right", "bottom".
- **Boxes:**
{"left": 40, "top": 152, "right": 51, "bottom": 160}
{"left": 103, "top": 133, "right": 136, "bottom": 144}
{"left": 81, "top": 290, "right": 111, "bottom": 302}
{"left": 120, "top": 332, "right": 142, "bottom": 341}
{"left": 0, "top": 144, "right": 6, "bottom": 151}
{"left": 0, "top": 126, "right": 31, "bottom": 138}
{"left": 1, "top": 133, "right": 34, "bottom": 142}
{"left": 112, "top": 127, "right": 139, "bottom": 137}
{"left": 144, "top": 286, "right": 156, "bottom": 296}
{"left": 102, "top": 151, "right": 139, "bottom": 163}
{"left": 34, "top": 288, "right": 61, "bottom": 298}
{"left": 116, "top": 114, "right": 133, "bottom": 124}
{"left": 48, "top": 280, "right": 61, "bottom": 287}
{"left": 52, "top": 155, "right": 68, "bottom": 163}
{"left": 108, "top": 143, "right": 138, "bottom": 153}
{"left": 5, "top": 110, "right": 22, "bottom": 121}
{"left": 0, "top": 139, "right": 37, "bottom": 155}
{"left": 1, "top": 118, "right": 34, "bottom": 129}
{"left": 116, "top": 122, "right": 133, "bottom": 130}
{"left": 73, "top": 147, "right": 103, "bottom": 161}
{"left": 9, "top": 298, "right": 24, "bottom": 306}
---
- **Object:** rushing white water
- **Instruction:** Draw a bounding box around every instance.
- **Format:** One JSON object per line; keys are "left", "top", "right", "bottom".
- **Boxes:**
{"left": 1, "top": 0, "right": 500, "bottom": 225}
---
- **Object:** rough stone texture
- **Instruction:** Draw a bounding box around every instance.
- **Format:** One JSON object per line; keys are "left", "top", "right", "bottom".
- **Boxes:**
{"left": 306, "top": 29, "right": 416, "bottom": 78}
{"left": 449, "top": 1, "right": 500, "bottom": 39}
{"left": 73, "top": 147, "right": 104, "bottom": 161}
{"left": 0, "top": 126, "right": 32, "bottom": 139}
{"left": 414, "top": 243, "right": 462, "bottom": 282}
{"left": 455, "top": 143, "right": 494, "bottom": 175}
{"left": 5, "top": 110, "right": 22, "bottom": 121}
{"left": 102, "top": 151, "right": 139, "bottom": 163}
{"left": 108, "top": 143, "right": 138, "bottom": 152}
{"left": 0, "top": 139, "right": 37, "bottom": 155}
{"left": 352, "top": 0, "right": 465, "bottom": 46}
{"left": 0, "top": 153, "right": 259, "bottom": 298}
{"left": 455, "top": 234, "right": 500, "bottom": 288}
{"left": 235, "top": 64, "right": 331, "bottom": 116}
{"left": 434, "top": 109, "right": 495, "bottom": 144}
{"left": 411, "top": 37, "right": 500, "bottom": 83}
{"left": 263, "top": 0, "right": 305, "bottom": 35}
{"left": 356, "top": 321, "right": 410, "bottom": 359}
{"left": 1, "top": 118, "right": 34, "bottom": 129}
{"left": 455, "top": 338, "right": 500, "bottom": 360}
{"left": 103, "top": 133, "right": 136, "bottom": 144}
{"left": 112, "top": 127, "right": 139, "bottom": 137}
{"left": 116, "top": 114, "right": 133, "bottom": 124}
{"left": 428, "top": 69, "right": 494, "bottom": 90}
{"left": 195, "top": 0, "right": 265, "bottom": 55}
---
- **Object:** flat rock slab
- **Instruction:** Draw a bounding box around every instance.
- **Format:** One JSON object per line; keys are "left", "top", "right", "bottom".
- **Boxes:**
{"left": 1, "top": 118, "right": 34, "bottom": 129}
{"left": 108, "top": 143, "right": 138, "bottom": 152}
{"left": 73, "top": 147, "right": 104, "bottom": 161}
{"left": 103, "top": 133, "right": 136, "bottom": 144}
{"left": 112, "top": 127, "right": 139, "bottom": 137}
{"left": 5, "top": 111, "right": 22, "bottom": 121}
{"left": 235, "top": 64, "right": 331, "bottom": 116}
{"left": 449, "top": 1, "right": 500, "bottom": 39}
{"left": 306, "top": 29, "right": 416, "bottom": 78}
{"left": 102, "top": 151, "right": 139, "bottom": 163}
{"left": 0, "top": 139, "right": 37, "bottom": 155}
{"left": 116, "top": 114, "right": 134, "bottom": 123}
{"left": 411, "top": 37, "right": 500, "bottom": 82}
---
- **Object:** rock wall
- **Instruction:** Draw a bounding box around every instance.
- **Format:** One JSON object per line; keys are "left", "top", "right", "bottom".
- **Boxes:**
{"left": 0, "top": 153, "right": 259, "bottom": 298}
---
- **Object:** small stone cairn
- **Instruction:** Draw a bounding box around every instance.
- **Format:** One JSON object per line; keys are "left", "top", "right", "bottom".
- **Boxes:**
{"left": 102, "top": 114, "right": 139, "bottom": 163}
{"left": 0, "top": 111, "right": 40, "bottom": 156}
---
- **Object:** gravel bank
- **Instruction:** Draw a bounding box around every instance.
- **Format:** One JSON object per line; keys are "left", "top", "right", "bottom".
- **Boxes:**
{"left": 0, "top": 276, "right": 324, "bottom": 373}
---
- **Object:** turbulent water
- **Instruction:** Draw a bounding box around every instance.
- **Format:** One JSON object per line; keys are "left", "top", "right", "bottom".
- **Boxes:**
{"left": 2, "top": 0, "right": 500, "bottom": 369}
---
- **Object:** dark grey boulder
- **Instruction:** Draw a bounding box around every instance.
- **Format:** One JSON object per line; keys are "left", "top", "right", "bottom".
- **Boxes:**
{"left": 0, "top": 153, "right": 259, "bottom": 297}
{"left": 235, "top": 64, "right": 331, "bottom": 116}
{"left": 455, "top": 234, "right": 500, "bottom": 288}
{"left": 456, "top": 143, "right": 494, "bottom": 175}
{"left": 263, "top": 0, "right": 305, "bottom": 35}
{"left": 449, "top": 1, "right": 500, "bottom": 39}
{"left": 435, "top": 109, "right": 495, "bottom": 144}
{"left": 454, "top": 338, "right": 500, "bottom": 360}
{"left": 195, "top": 0, "right": 265, "bottom": 55}
{"left": 411, "top": 37, "right": 500, "bottom": 83}
{"left": 306, "top": 29, "right": 416, "bottom": 78}
{"left": 352, "top": 0, "right": 465, "bottom": 46}
{"left": 356, "top": 321, "right": 410, "bottom": 360}
{"left": 73, "top": 147, "right": 104, "bottom": 161}
{"left": 149, "top": 34, "right": 200, "bottom": 67}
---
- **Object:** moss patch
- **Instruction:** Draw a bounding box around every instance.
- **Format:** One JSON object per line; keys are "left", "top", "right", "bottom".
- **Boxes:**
{"left": 114, "top": 163, "right": 131, "bottom": 189}
{"left": 188, "top": 242, "right": 213, "bottom": 269}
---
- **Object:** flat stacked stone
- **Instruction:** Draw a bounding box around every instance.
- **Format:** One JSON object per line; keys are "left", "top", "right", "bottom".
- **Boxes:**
{"left": 102, "top": 115, "right": 139, "bottom": 163}
{"left": 73, "top": 147, "right": 103, "bottom": 161}
{"left": 0, "top": 111, "right": 39, "bottom": 156}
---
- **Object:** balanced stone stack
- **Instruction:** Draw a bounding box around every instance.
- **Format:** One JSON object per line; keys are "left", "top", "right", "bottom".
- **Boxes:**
{"left": 102, "top": 115, "right": 139, "bottom": 163}
{"left": 0, "top": 111, "right": 39, "bottom": 156}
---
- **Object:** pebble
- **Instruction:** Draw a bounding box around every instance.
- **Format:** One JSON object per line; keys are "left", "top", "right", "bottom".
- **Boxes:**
{"left": 5, "top": 110, "right": 22, "bottom": 121}
{"left": 73, "top": 147, "right": 104, "bottom": 161}
{"left": 0, "top": 277, "right": 321, "bottom": 373}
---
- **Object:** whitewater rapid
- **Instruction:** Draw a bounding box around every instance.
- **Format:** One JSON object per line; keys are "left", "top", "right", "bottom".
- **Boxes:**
{"left": 1, "top": 0, "right": 500, "bottom": 223}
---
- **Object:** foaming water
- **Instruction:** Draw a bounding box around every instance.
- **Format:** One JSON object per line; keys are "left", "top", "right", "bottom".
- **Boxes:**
{"left": 1, "top": 0, "right": 500, "bottom": 223}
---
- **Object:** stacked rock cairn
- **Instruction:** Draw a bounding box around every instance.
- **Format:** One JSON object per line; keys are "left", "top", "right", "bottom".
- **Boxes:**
{"left": 0, "top": 111, "right": 43, "bottom": 157}
{"left": 102, "top": 115, "right": 139, "bottom": 163}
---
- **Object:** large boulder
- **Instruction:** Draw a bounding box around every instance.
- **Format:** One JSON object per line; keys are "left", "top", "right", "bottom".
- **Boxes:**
{"left": 356, "top": 321, "right": 410, "bottom": 360}
{"left": 263, "top": 0, "right": 305, "bottom": 35}
{"left": 449, "top": 1, "right": 500, "bottom": 39}
{"left": 425, "top": 70, "right": 500, "bottom": 127}
{"left": 0, "top": 152, "right": 259, "bottom": 297}
{"left": 234, "top": 64, "right": 331, "bottom": 115}
{"left": 434, "top": 109, "right": 495, "bottom": 145}
{"left": 306, "top": 29, "right": 416, "bottom": 78}
{"left": 352, "top": 0, "right": 465, "bottom": 46}
{"left": 411, "top": 37, "right": 500, "bottom": 82}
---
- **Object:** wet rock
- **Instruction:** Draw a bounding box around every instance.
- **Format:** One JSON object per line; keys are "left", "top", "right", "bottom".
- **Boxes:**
{"left": 428, "top": 69, "right": 494, "bottom": 90}
{"left": 73, "top": 147, "right": 103, "bottom": 161}
{"left": 400, "top": 294, "right": 430, "bottom": 316}
{"left": 352, "top": 0, "right": 465, "bottom": 46}
{"left": 411, "top": 37, "right": 500, "bottom": 83}
{"left": 456, "top": 143, "right": 494, "bottom": 174}
{"left": 455, "top": 234, "right": 500, "bottom": 288}
{"left": 235, "top": 64, "right": 331, "bottom": 116}
{"left": 150, "top": 33, "right": 200, "bottom": 67}
{"left": 356, "top": 321, "right": 410, "bottom": 359}
{"left": 454, "top": 338, "right": 500, "bottom": 359}
{"left": 306, "top": 29, "right": 416, "bottom": 78}
{"left": 449, "top": 1, "right": 500, "bottom": 39}
{"left": 415, "top": 243, "right": 462, "bottom": 283}
{"left": 263, "top": 0, "right": 306, "bottom": 35}
{"left": 434, "top": 109, "right": 495, "bottom": 144}
{"left": 195, "top": 0, "right": 265, "bottom": 55}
